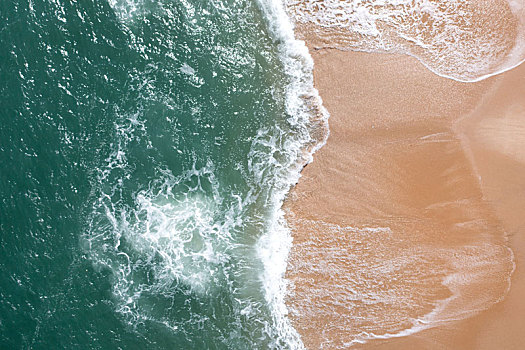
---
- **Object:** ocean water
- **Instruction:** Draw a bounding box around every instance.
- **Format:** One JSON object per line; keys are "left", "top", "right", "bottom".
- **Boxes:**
{"left": 0, "top": 0, "right": 327, "bottom": 348}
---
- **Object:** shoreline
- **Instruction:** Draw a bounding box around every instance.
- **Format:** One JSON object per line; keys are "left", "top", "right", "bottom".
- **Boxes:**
{"left": 285, "top": 48, "right": 524, "bottom": 348}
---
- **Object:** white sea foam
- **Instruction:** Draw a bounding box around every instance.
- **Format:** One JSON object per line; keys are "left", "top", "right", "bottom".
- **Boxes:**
{"left": 254, "top": 0, "right": 329, "bottom": 347}
{"left": 107, "top": 0, "right": 149, "bottom": 23}
{"left": 180, "top": 63, "right": 195, "bottom": 76}
{"left": 286, "top": 0, "right": 525, "bottom": 82}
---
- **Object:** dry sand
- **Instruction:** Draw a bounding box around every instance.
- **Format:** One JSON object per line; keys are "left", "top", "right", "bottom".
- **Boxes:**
{"left": 285, "top": 49, "right": 525, "bottom": 348}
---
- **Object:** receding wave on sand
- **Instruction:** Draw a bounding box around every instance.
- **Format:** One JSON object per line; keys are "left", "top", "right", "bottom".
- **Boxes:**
{"left": 286, "top": 0, "right": 525, "bottom": 81}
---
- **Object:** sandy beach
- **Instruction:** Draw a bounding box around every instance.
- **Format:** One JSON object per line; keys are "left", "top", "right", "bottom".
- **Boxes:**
{"left": 284, "top": 48, "right": 525, "bottom": 348}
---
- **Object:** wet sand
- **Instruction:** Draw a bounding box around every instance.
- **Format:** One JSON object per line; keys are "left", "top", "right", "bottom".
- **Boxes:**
{"left": 285, "top": 49, "right": 525, "bottom": 348}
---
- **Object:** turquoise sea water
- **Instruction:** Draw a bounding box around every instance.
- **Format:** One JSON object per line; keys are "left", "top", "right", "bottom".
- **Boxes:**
{"left": 0, "top": 1, "right": 325, "bottom": 348}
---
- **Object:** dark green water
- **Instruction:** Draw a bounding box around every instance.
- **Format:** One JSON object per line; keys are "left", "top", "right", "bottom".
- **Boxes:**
{"left": 0, "top": 0, "right": 324, "bottom": 348}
